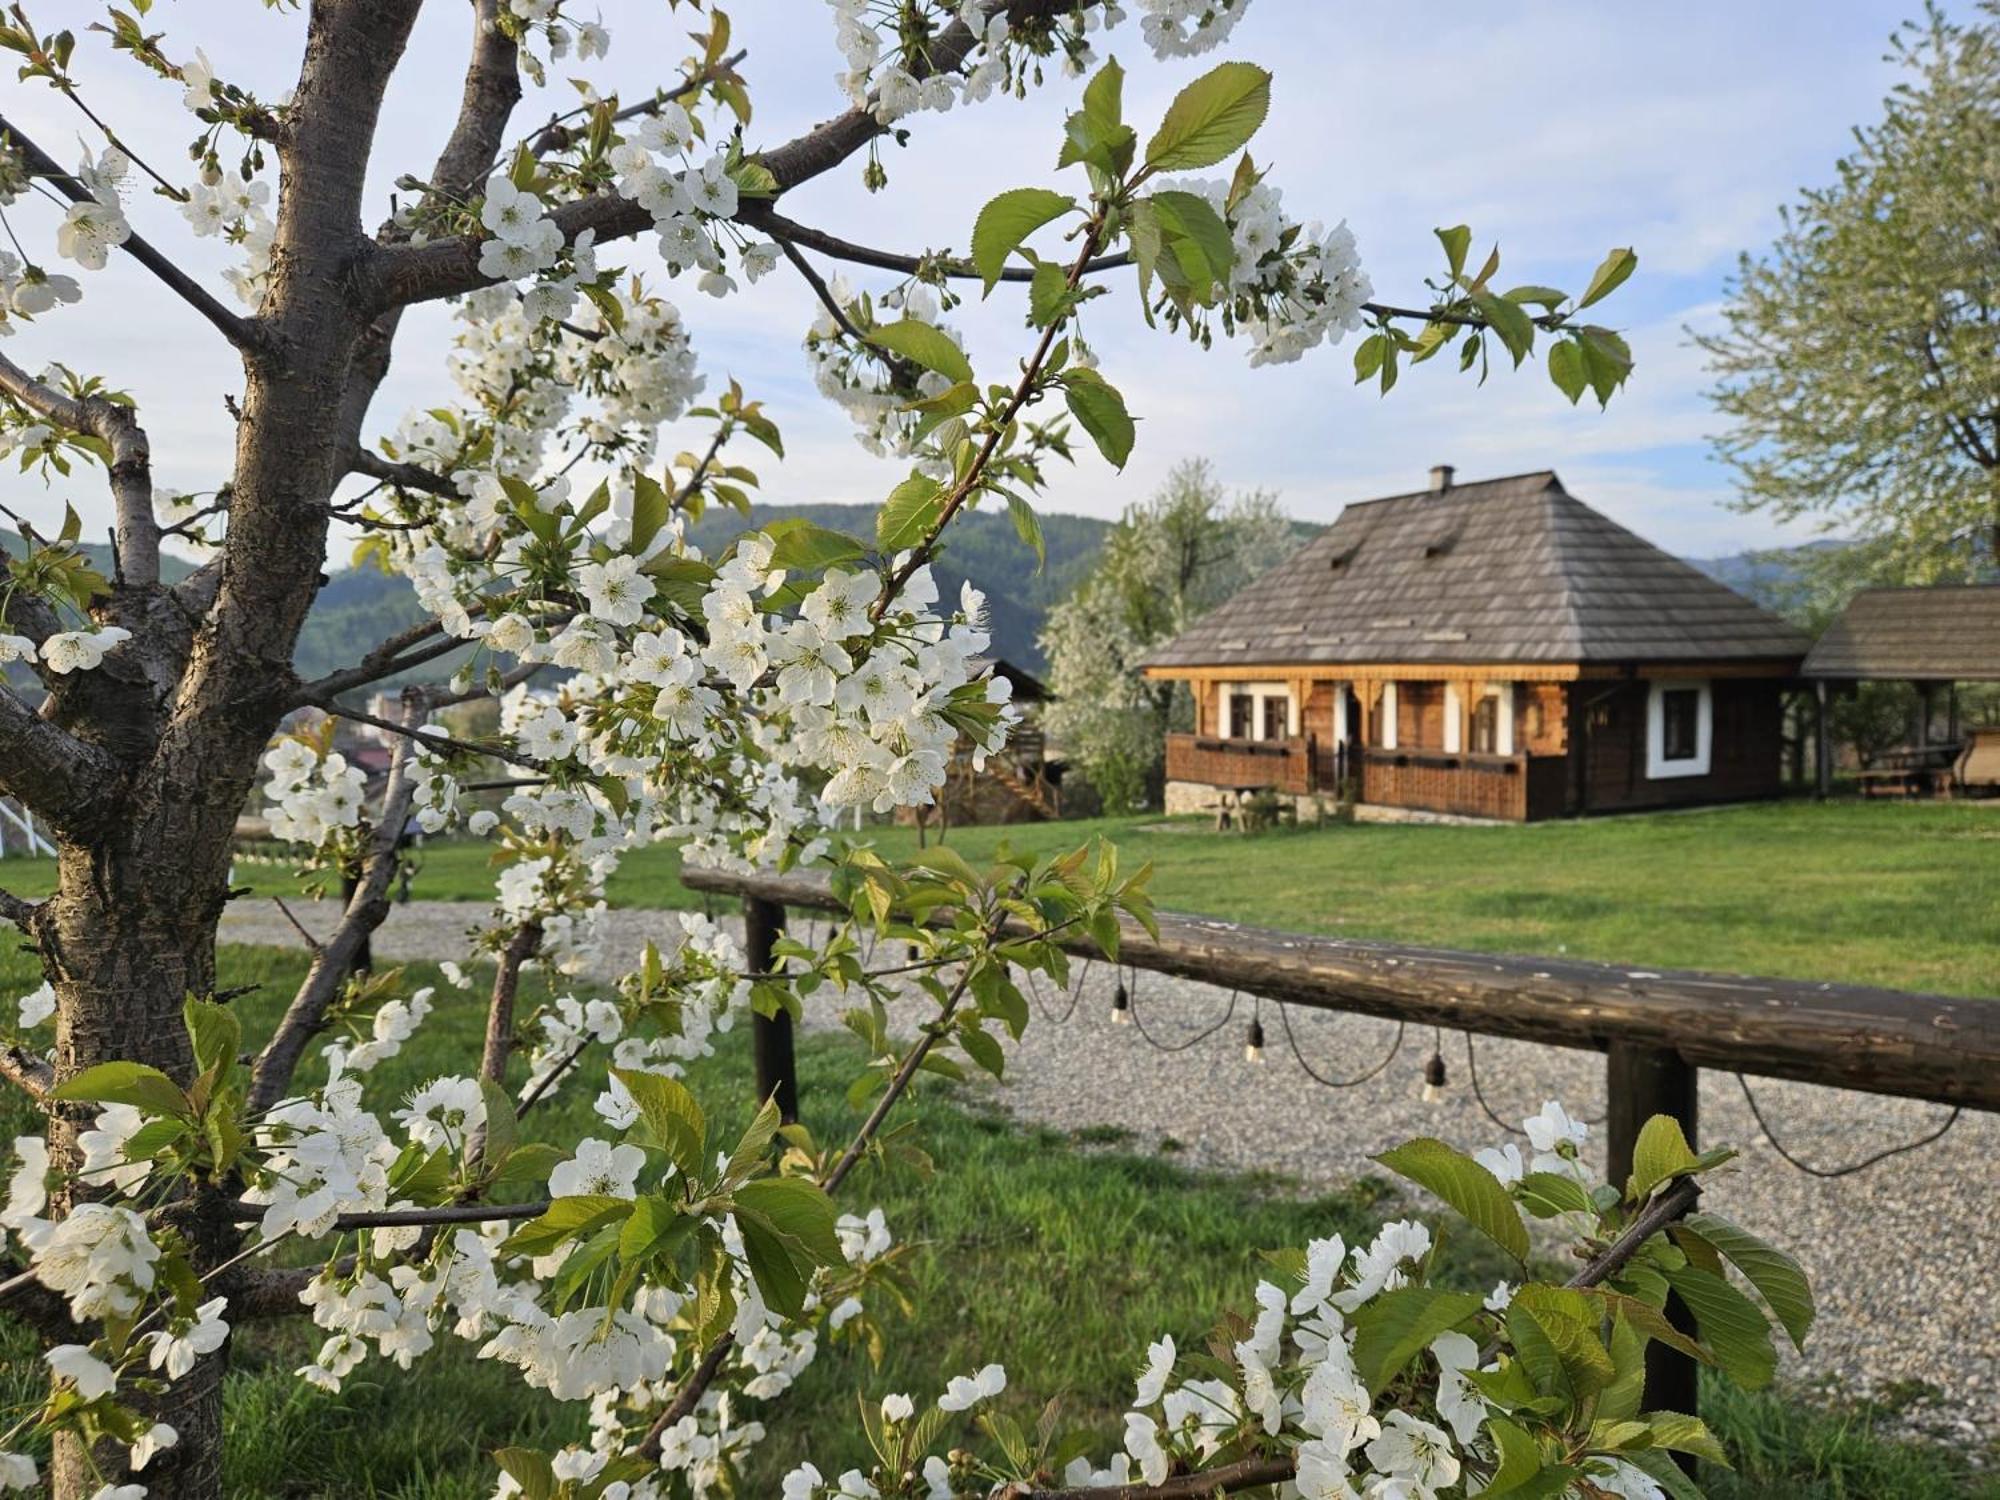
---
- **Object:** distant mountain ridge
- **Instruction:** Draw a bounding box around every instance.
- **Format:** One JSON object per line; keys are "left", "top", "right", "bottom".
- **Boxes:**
{"left": 88, "top": 514, "right": 1838, "bottom": 688}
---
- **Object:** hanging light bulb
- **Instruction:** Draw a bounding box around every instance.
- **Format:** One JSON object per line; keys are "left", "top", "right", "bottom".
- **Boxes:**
{"left": 1244, "top": 1018, "right": 1265, "bottom": 1063}
{"left": 1110, "top": 982, "right": 1131, "bottom": 1024}
{"left": 906, "top": 943, "right": 920, "bottom": 963}
{"left": 1422, "top": 1047, "right": 1448, "bottom": 1103}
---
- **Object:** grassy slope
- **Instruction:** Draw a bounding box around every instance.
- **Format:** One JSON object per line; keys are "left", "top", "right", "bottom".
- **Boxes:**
{"left": 0, "top": 940, "right": 1992, "bottom": 1496}
{"left": 3, "top": 800, "right": 1969, "bottom": 993}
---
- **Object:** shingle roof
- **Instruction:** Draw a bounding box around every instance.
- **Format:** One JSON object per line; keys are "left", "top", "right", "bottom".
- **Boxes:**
{"left": 1801, "top": 584, "right": 2000, "bottom": 681}
{"left": 1142, "top": 470, "right": 1809, "bottom": 670}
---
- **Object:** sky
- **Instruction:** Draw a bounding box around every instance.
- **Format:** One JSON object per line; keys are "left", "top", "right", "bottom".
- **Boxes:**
{"left": 0, "top": 0, "right": 1940, "bottom": 562}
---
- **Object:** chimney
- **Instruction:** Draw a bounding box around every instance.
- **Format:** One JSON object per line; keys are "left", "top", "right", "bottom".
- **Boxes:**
{"left": 1429, "top": 464, "right": 1455, "bottom": 494}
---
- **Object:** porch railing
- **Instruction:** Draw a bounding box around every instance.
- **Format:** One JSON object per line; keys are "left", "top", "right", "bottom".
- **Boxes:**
{"left": 1164, "top": 732, "right": 1318, "bottom": 795}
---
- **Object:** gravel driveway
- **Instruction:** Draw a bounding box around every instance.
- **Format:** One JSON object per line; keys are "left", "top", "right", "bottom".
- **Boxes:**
{"left": 221, "top": 897, "right": 1998, "bottom": 1442}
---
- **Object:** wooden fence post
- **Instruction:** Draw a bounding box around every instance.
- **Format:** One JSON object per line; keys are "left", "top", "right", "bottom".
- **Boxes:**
{"left": 1606, "top": 1041, "right": 1700, "bottom": 1430}
{"left": 744, "top": 894, "right": 798, "bottom": 1124}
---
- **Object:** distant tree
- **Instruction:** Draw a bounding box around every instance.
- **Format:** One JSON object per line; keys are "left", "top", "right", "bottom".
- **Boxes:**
{"left": 1699, "top": 2, "right": 2000, "bottom": 582}
{"left": 1041, "top": 460, "right": 1292, "bottom": 810}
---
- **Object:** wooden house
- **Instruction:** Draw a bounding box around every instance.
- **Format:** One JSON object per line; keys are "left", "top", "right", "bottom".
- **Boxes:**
{"left": 1140, "top": 468, "right": 1809, "bottom": 822}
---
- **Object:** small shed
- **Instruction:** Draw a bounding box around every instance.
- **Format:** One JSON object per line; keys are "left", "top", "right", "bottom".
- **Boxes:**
{"left": 1802, "top": 583, "right": 2000, "bottom": 796}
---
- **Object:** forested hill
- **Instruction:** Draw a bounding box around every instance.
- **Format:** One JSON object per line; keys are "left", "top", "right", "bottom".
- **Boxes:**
{"left": 302, "top": 500, "right": 1114, "bottom": 681}
{"left": 39, "top": 518, "right": 1829, "bottom": 688}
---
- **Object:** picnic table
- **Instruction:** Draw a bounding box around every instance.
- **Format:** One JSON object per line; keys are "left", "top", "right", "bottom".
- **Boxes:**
{"left": 1855, "top": 742, "right": 1962, "bottom": 798}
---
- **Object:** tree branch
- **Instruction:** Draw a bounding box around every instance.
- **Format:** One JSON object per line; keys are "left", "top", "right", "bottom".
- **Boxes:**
{"left": 247, "top": 704, "right": 423, "bottom": 1111}
{"left": 0, "top": 679, "right": 122, "bottom": 837}
{"left": 224, "top": 1199, "right": 547, "bottom": 1231}
{"left": 365, "top": 3, "right": 1077, "bottom": 310}
{"left": 745, "top": 203, "right": 1133, "bottom": 285}
{"left": 304, "top": 694, "right": 546, "bottom": 772}
{"left": 526, "top": 52, "right": 748, "bottom": 158}
{"left": 0, "top": 887, "right": 41, "bottom": 932}
{"left": 0, "top": 350, "right": 160, "bottom": 587}
{"left": 0, "top": 112, "right": 263, "bottom": 351}
{"left": 0, "top": 1042, "right": 52, "bottom": 1099}
{"left": 344, "top": 446, "right": 458, "bottom": 498}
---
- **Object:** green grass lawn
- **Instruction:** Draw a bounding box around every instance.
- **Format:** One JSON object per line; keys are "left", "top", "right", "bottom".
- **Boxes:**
{"left": 3, "top": 800, "right": 1986, "bottom": 991}
{"left": 2, "top": 941, "right": 1994, "bottom": 1496}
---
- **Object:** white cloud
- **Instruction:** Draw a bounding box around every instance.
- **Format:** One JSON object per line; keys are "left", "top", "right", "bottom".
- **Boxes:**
{"left": 0, "top": 0, "right": 1923, "bottom": 563}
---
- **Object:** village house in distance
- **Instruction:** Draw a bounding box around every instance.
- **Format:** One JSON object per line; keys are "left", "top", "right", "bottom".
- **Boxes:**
{"left": 1141, "top": 468, "right": 1811, "bottom": 822}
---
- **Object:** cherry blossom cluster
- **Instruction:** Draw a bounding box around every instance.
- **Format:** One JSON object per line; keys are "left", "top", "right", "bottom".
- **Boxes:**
{"left": 805, "top": 283, "right": 966, "bottom": 458}
{"left": 260, "top": 735, "right": 370, "bottom": 848}
{"left": 1167, "top": 176, "right": 1374, "bottom": 366}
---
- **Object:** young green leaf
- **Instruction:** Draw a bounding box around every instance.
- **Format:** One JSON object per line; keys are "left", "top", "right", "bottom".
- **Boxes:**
{"left": 1373, "top": 1137, "right": 1529, "bottom": 1264}
{"left": 971, "top": 187, "right": 1076, "bottom": 294}
{"left": 1349, "top": 1285, "right": 1484, "bottom": 1395}
{"left": 869, "top": 318, "right": 975, "bottom": 384}
{"left": 1435, "top": 224, "right": 1472, "bottom": 280}
{"left": 1578, "top": 246, "right": 1638, "bottom": 309}
{"left": 51, "top": 1061, "right": 190, "bottom": 1120}
{"left": 876, "top": 474, "right": 944, "bottom": 552}
{"left": 1682, "top": 1212, "right": 1815, "bottom": 1350}
{"left": 1062, "top": 368, "right": 1134, "bottom": 469}
{"left": 1144, "top": 62, "right": 1272, "bottom": 173}
{"left": 1660, "top": 1264, "right": 1777, "bottom": 1389}
{"left": 1625, "top": 1113, "right": 1699, "bottom": 1203}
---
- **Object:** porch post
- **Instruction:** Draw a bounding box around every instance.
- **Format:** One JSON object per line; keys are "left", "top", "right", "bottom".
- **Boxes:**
{"left": 1606, "top": 1042, "right": 1700, "bottom": 1432}
{"left": 1814, "top": 681, "right": 1831, "bottom": 800}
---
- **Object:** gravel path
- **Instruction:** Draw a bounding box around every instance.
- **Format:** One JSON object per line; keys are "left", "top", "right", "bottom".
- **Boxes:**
{"left": 222, "top": 897, "right": 1998, "bottom": 1442}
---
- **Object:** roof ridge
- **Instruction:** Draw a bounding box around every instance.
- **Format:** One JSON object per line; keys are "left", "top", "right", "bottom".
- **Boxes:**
{"left": 1340, "top": 469, "right": 1559, "bottom": 510}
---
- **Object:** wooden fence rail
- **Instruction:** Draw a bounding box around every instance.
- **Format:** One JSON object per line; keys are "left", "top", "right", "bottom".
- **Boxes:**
{"left": 680, "top": 861, "right": 1999, "bottom": 1417}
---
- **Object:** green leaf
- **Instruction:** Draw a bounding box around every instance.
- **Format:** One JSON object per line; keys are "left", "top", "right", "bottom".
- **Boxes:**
{"left": 1578, "top": 325, "right": 1634, "bottom": 406}
{"left": 1027, "top": 261, "right": 1072, "bottom": 327}
{"left": 617, "top": 1193, "right": 686, "bottom": 1264}
{"left": 733, "top": 1176, "right": 843, "bottom": 1264}
{"left": 613, "top": 1068, "right": 706, "bottom": 1181}
{"left": 1509, "top": 1285, "right": 1617, "bottom": 1404}
{"left": 1661, "top": 1264, "right": 1777, "bottom": 1389}
{"left": 1349, "top": 1285, "right": 1484, "bottom": 1395}
{"left": 183, "top": 997, "right": 240, "bottom": 1078}
{"left": 1006, "top": 493, "right": 1045, "bottom": 568}
{"left": 1578, "top": 246, "right": 1638, "bottom": 309}
{"left": 1516, "top": 1170, "right": 1595, "bottom": 1219}
{"left": 1683, "top": 1213, "right": 1814, "bottom": 1351}
{"left": 1483, "top": 1417, "right": 1550, "bottom": 1496}
{"left": 736, "top": 1209, "right": 812, "bottom": 1318}
{"left": 1622, "top": 1450, "right": 1708, "bottom": 1500}
{"left": 1627, "top": 1113, "right": 1700, "bottom": 1203}
{"left": 493, "top": 1447, "right": 556, "bottom": 1500}
{"left": 1547, "top": 339, "right": 1588, "bottom": 404}
{"left": 869, "top": 318, "right": 974, "bottom": 384}
{"left": 1436, "top": 224, "right": 1471, "bottom": 280}
{"left": 1147, "top": 188, "right": 1235, "bottom": 305}
{"left": 876, "top": 474, "right": 943, "bottom": 552}
{"left": 763, "top": 520, "right": 869, "bottom": 572}
{"left": 1473, "top": 289, "right": 1536, "bottom": 365}
{"left": 52, "top": 1061, "right": 190, "bottom": 1120}
{"left": 1063, "top": 368, "right": 1134, "bottom": 470}
{"left": 1353, "top": 332, "right": 1389, "bottom": 383}
{"left": 1144, "top": 61, "right": 1272, "bottom": 173}
{"left": 1646, "top": 1410, "right": 1731, "bottom": 1467}
{"left": 490, "top": 1141, "right": 567, "bottom": 1188}
{"left": 971, "top": 187, "right": 1076, "bottom": 294}
{"left": 1081, "top": 55, "right": 1123, "bottom": 129}
{"left": 1374, "top": 1137, "right": 1529, "bottom": 1263}
{"left": 628, "top": 470, "right": 670, "bottom": 553}
{"left": 500, "top": 1194, "right": 633, "bottom": 1258}
{"left": 476, "top": 1077, "right": 518, "bottom": 1169}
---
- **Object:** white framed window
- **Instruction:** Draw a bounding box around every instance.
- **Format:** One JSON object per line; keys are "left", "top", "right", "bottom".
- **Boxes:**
{"left": 1380, "top": 682, "right": 1399, "bottom": 749}
{"left": 1331, "top": 685, "right": 1349, "bottom": 746}
{"left": 1443, "top": 684, "right": 1462, "bottom": 753}
{"left": 1646, "top": 679, "right": 1712, "bottom": 779}
{"left": 1219, "top": 682, "right": 1296, "bottom": 740}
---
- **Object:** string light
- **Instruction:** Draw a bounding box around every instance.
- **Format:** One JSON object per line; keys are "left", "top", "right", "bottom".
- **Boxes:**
{"left": 1110, "top": 980, "right": 1131, "bottom": 1025}
{"left": 1422, "top": 1027, "right": 1448, "bottom": 1102}
{"left": 1244, "top": 1018, "right": 1265, "bottom": 1064}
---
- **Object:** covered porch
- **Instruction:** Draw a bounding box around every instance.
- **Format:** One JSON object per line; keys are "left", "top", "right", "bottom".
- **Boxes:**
{"left": 1158, "top": 666, "right": 1579, "bottom": 822}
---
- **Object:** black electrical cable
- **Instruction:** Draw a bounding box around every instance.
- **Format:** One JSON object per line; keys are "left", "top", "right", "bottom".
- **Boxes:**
{"left": 1124, "top": 963, "right": 1239, "bottom": 1052}
{"left": 1274, "top": 998, "right": 1405, "bottom": 1086}
{"left": 1734, "top": 1073, "right": 1963, "bottom": 1179}
{"left": 1461, "top": 1031, "right": 1607, "bottom": 1135}
{"left": 1022, "top": 957, "right": 1091, "bottom": 1024}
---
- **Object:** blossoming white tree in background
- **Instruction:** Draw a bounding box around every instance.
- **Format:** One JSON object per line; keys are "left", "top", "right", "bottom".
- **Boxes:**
{"left": 0, "top": 2, "right": 1807, "bottom": 1497}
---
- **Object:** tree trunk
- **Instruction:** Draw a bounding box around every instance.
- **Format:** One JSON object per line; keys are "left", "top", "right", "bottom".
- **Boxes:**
{"left": 41, "top": 813, "right": 246, "bottom": 1499}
